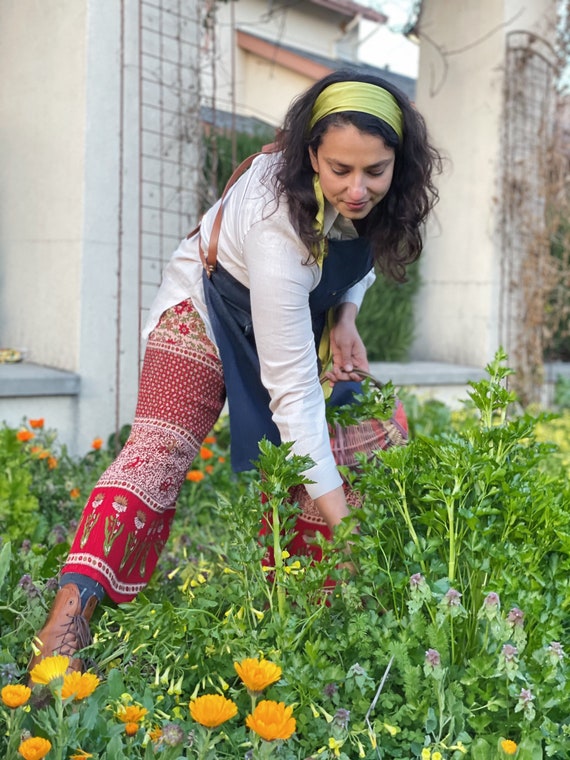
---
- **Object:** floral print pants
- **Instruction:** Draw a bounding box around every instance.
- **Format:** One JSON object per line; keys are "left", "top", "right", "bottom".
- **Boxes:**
{"left": 63, "top": 300, "right": 226, "bottom": 602}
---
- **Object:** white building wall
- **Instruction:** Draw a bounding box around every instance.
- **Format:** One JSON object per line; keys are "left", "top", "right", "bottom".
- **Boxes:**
{"left": 412, "top": 0, "right": 557, "bottom": 366}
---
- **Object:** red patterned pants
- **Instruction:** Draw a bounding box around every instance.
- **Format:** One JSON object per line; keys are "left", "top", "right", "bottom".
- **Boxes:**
{"left": 63, "top": 300, "right": 226, "bottom": 602}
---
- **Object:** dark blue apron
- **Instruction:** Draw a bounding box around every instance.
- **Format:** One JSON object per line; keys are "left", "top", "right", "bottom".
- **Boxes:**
{"left": 203, "top": 237, "right": 373, "bottom": 471}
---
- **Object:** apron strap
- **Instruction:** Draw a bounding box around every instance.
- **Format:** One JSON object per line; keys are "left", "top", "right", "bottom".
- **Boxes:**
{"left": 191, "top": 142, "right": 277, "bottom": 277}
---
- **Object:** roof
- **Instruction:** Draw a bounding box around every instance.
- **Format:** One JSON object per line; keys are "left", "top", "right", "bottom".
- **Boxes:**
{"left": 308, "top": 0, "right": 387, "bottom": 24}
{"left": 237, "top": 29, "right": 416, "bottom": 101}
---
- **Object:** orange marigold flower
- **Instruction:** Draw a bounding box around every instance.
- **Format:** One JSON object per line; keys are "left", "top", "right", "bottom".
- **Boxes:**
{"left": 17, "top": 736, "right": 52, "bottom": 760}
{"left": 116, "top": 704, "right": 148, "bottom": 724}
{"left": 234, "top": 657, "right": 282, "bottom": 693}
{"left": 205, "top": 465, "right": 214, "bottom": 474}
{"left": 91, "top": 437, "right": 103, "bottom": 450}
{"left": 47, "top": 456, "right": 58, "bottom": 469}
{"left": 69, "top": 487, "right": 81, "bottom": 499}
{"left": 199, "top": 445, "right": 214, "bottom": 460}
{"left": 38, "top": 449, "right": 50, "bottom": 460}
{"left": 501, "top": 739, "right": 518, "bottom": 755}
{"left": 149, "top": 726, "right": 163, "bottom": 743}
{"left": 218, "top": 456, "right": 226, "bottom": 463}
{"left": 29, "top": 418, "right": 45, "bottom": 429}
{"left": 246, "top": 700, "right": 296, "bottom": 742}
{"left": 189, "top": 694, "right": 238, "bottom": 728}
{"left": 203, "top": 435, "right": 217, "bottom": 444}
{"left": 16, "top": 430, "right": 34, "bottom": 442}
{"left": 61, "top": 671, "right": 100, "bottom": 700}
{"left": 186, "top": 470, "right": 205, "bottom": 482}
{"left": 1, "top": 684, "right": 31, "bottom": 708}
{"left": 125, "top": 722, "right": 140, "bottom": 736}
{"left": 69, "top": 751, "right": 93, "bottom": 760}
{"left": 29, "top": 654, "right": 69, "bottom": 685}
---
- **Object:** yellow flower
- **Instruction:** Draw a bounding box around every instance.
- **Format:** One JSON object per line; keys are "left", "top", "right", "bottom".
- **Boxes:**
{"left": 189, "top": 694, "right": 238, "bottom": 728}
{"left": 421, "top": 750, "right": 431, "bottom": 760}
{"left": 17, "top": 736, "right": 52, "bottom": 760}
{"left": 29, "top": 654, "right": 69, "bottom": 684}
{"left": 116, "top": 704, "right": 148, "bottom": 724}
{"left": 234, "top": 657, "right": 282, "bottom": 693}
{"left": 501, "top": 739, "right": 518, "bottom": 755}
{"left": 1, "top": 684, "right": 31, "bottom": 708}
{"left": 245, "top": 700, "right": 296, "bottom": 742}
{"left": 69, "top": 751, "right": 93, "bottom": 760}
{"left": 61, "top": 672, "right": 100, "bottom": 700}
{"left": 433, "top": 753, "right": 442, "bottom": 760}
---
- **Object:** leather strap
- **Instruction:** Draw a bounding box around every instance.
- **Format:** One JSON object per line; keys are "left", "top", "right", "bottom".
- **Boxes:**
{"left": 193, "top": 143, "right": 277, "bottom": 277}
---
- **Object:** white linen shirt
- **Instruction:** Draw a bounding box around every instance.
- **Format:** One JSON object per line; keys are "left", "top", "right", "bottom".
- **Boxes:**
{"left": 144, "top": 152, "right": 375, "bottom": 500}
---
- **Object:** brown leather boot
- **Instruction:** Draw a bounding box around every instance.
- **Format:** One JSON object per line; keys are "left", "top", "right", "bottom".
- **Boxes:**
{"left": 29, "top": 584, "right": 98, "bottom": 675}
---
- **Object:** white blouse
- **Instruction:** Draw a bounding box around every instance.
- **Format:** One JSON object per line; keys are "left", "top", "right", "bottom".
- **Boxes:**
{"left": 144, "top": 152, "right": 375, "bottom": 500}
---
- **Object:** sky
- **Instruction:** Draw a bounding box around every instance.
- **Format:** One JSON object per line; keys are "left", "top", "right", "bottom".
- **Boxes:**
{"left": 357, "top": 0, "right": 420, "bottom": 78}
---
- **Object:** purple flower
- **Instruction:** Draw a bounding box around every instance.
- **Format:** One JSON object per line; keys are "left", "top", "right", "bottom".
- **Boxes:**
{"left": 444, "top": 588, "right": 462, "bottom": 606}
{"left": 518, "top": 688, "right": 534, "bottom": 706}
{"left": 18, "top": 574, "right": 40, "bottom": 599}
{"left": 425, "top": 649, "right": 441, "bottom": 668}
{"left": 507, "top": 607, "right": 525, "bottom": 627}
{"left": 502, "top": 644, "right": 518, "bottom": 662}
{"left": 410, "top": 573, "right": 425, "bottom": 588}
{"left": 333, "top": 708, "right": 351, "bottom": 729}
{"left": 161, "top": 722, "right": 185, "bottom": 746}
{"left": 484, "top": 592, "right": 500, "bottom": 608}
{"left": 323, "top": 682, "right": 338, "bottom": 698}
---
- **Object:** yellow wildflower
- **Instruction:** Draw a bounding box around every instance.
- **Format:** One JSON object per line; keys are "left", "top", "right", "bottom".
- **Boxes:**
{"left": 421, "top": 750, "right": 431, "bottom": 760}
{"left": 1, "top": 684, "right": 31, "bottom": 708}
{"left": 234, "top": 657, "right": 282, "bottom": 693}
{"left": 17, "top": 736, "right": 52, "bottom": 760}
{"left": 189, "top": 694, "right": 238, "bottom": 728}
{"left": 29, "top": 654, "right": 69, "bottom": 685}
{"left": 245, "top": 700, "right": 296, "bottom": 741}
{"left": 116, "top": 704, "right": 148, "bottom": 724}
{"left": 433, "top": 753, "right": 442, "bottom": 760}
{"left": 501, "top": 739, "right": 518, "bottom": 755}
{"left": 61, "top": 671, "right": 100, "bottom": 700}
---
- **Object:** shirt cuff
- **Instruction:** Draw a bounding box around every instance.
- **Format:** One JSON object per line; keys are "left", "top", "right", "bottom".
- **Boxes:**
{"left": 303, "top": 458, "right": 343, "bottom": 500}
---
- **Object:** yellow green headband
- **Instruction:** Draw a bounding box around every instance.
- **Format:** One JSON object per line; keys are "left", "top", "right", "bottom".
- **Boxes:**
{"left": 309, "top": 81, "right": 403, "bottom": 141}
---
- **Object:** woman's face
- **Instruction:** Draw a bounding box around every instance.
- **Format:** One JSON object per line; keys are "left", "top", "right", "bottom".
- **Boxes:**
{"left": 309, "top": 123, "right": 395, "bottom": 220}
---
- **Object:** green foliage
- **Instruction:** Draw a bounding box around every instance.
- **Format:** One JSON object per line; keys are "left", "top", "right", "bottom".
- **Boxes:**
{"left": 1, "top": 352, "right": 569, "bottom": 758}
{"left": 357, "top": 260, "right": 421, "bottom": 361}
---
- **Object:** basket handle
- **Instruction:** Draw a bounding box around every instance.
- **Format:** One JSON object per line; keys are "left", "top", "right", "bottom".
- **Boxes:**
{"left": 320, "top": 367, "right": 384, "bottom": 389}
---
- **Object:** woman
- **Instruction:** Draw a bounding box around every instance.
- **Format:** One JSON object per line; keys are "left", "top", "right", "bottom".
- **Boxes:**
{"left": 29, "top": 69, "right": 441, "bottom": 672}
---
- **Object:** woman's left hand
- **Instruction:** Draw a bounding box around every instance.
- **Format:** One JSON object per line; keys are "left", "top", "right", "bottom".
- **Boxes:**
{"left": 325, "top": 303, "right": 368, "bottom": 385}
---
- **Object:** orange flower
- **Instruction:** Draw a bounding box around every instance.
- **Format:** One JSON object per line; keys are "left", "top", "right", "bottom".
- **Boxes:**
{"left": 234, "top": 657, "right": 282, "bottom": 693}
{"left": 16, "top": 430, "right": 34, "bottom": 442}
{"left": 47, "top": 456, "right": 58, "bottom": 469}
{"left": 218, "top": 456, "right": 226, "bottom": 463}
{"left": 116, "top": 704, "right": 148, "bottom": 724}
{"left": 17, "top": 736, "right": 52, "bottom": 760}
{"left": 69, "top": 751, "right": 93, "bottom": 760}
{"left": 69, "top": 487, "right": 81, "bottom": 499}
{"left": 61, "top": 671, "right": 100, "bottom": 700}
{"left": 501, "top": 739, "right": 518, "bottom": 755}
{"left": 149, "top": 726, "right": 163, "bottom": 742}
{"left": 246, "top": 700, "right": 296, "bottom": 741}
{"left": 199, "top": 445, "right": 214, "bottom": 460}
{"left": 125, "top": 722, "right": 139, "bottom": 736}
{"left": 189, "top": 694, "right": 238, "bottom": 728}
{"left": 38, "top": 450, "right": 50, "bottom": 460}
{"left": 203, "top": 435, "right": 217, "bottom": 444}
{"left": 1, "top": 684, "right": 31, "bottom": 708}
{"left": 186, "top": 470, "right": 205, "bottom": 482}
{"left": 29, "top": 418, "right": 45, "bottom": 429}
{"left": 91, "top": 437, "right": 103, "bottom": 450}
{"left": 205, "top": 465, "right": 214, "bottom": 474}
{"left": 29, "top": 654, "right": 69, "bottom": 685}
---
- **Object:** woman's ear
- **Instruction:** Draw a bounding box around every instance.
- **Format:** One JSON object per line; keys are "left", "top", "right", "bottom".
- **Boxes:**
{"left": 309, "top": 146, "right": 319, "bottom": 174}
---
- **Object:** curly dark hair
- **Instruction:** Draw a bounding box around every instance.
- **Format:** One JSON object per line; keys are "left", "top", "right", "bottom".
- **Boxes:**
{"left": 272, "top": 69, "right": 442, "bottom": 282}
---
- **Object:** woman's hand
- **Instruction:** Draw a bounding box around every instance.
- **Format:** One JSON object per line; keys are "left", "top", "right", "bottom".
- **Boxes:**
{"left": 324, "top": 303, "right": 368, "bottom": 385}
